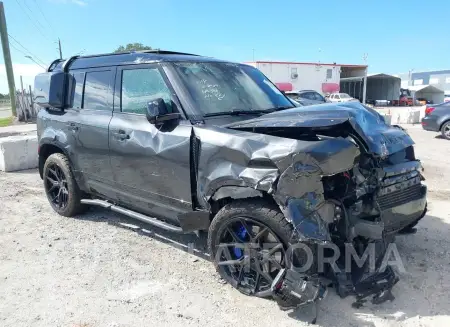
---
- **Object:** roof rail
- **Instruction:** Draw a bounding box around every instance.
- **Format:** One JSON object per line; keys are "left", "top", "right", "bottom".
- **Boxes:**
{"left": 77, "top": 49, "right": 200, "bottom": 59}
{"left": 47, "top": 59, "right": 64, "bottom": 72}
{"left": 62, "top": 55, "right": 79, "bottom": 72}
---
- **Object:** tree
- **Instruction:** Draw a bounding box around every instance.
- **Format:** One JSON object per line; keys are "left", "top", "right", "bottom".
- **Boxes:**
{"left": 114, "top": 43, "right": 153, "bottom": 53}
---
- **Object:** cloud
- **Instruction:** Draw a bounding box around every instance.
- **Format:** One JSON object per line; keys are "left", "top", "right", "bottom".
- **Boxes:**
{"left": 49, "top": 0, "right": 88, "bottom": 6}
{"left": 0, "top": 63, "right": 45, "bottom": 94}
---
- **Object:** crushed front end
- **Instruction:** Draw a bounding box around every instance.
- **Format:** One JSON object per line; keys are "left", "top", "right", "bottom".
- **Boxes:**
{"left": 225, "top": 105, "right": 427, "bottom": 314}
{"left": 278, "top": 139, "right": 425, "bottom": 312}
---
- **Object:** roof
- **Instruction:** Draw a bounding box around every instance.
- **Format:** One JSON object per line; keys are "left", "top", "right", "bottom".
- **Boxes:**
{"left": 245, "top": 60, "right": 367, "bottom": 68}
{"left": 367, "top": 73, "right": 401, "bottom": 79}
{"left": 407, "top": 85, "right": 444, "bottom": 93}
{"left": 49, "top": 50, "right": 227, "bottom": 71}
{"left": 285, "top": 90, "right": 316, "bottom": 94}
{"left": 340, "top": 73, "right": 400, "bottom": 83}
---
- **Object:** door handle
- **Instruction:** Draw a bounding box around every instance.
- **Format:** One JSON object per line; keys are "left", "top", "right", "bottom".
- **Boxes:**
{"left": 67, "top": 122, "right": 79, "bottom": 131}
{"left": 114, "top": 129, "right": 130, "bottom": 140}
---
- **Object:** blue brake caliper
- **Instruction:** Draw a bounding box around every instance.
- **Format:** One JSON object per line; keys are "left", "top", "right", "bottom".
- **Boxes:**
{"left": 233, "top": 224, "right": 247, "bottom": 258}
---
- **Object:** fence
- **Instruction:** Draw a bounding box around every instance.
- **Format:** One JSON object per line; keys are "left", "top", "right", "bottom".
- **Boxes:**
{"left": 15, "top": 89, "right": 38, "bottom": 122}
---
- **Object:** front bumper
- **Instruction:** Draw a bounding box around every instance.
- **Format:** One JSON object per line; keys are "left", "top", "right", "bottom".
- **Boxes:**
{"left": 421, "top": 116, "right": 440, "bottom": 131}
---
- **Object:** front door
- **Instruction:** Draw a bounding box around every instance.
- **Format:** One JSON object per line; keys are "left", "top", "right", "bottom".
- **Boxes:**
{"left": 108, "top": 64, "right": 192, "bottom": 222}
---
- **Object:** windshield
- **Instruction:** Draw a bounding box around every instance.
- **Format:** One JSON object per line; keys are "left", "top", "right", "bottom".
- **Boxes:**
{"left": 340, "top": 93, "right": 351, "bottom": 98}
{"left": 172, "top": 62, "right": 294, "bottom": 115}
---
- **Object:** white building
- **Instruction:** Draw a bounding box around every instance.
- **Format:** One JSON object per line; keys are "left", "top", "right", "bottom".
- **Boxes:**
{"left": 244, "top": 60, "right": 368, "bottom": 101}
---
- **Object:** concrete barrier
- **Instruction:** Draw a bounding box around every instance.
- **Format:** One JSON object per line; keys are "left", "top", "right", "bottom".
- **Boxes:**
{"left": 375, "top": 106, "right": 425, "bottom": 124}
{"left": 0, "top": 134, "right": 38, "bottom": 172}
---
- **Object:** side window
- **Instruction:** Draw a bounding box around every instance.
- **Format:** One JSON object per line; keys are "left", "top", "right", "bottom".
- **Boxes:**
{"left": 326, "top": 69, "right": 333, "bottom": 79}
{"left": 301, "top": 92, "right": 312, "bottom": 100}
{"left": 121, "top": 67, "right": 175, "bottom": 115}
{"left": 314, "top": 92, "right": 325, "bottom": 101}
{"left": 330, "top": 94, "right": 335, "bottom": 99}
{"left": 70, "top": 71, "right": 85, "bottom": 109}
{"left": 83, "top": 70, "right": 112, "bottom": 110}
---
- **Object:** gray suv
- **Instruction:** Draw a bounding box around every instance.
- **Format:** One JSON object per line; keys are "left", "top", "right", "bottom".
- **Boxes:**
{"left": 34, "top": 50, "right": 427, "bottom": 314}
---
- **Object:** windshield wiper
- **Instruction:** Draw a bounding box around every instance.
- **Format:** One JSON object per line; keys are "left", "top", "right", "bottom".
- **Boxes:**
{"left": 270, "top": 105, "right": 295, "bottom": 111}
{"left": 204, "top": 109, "right": 269, "bottom": 117}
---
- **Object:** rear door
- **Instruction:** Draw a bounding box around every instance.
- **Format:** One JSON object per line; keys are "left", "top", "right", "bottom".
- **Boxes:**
{"left": 64, "top": 68, "right": 117, "bottom": 199}
{"left": 108, "top": 64, "right": 193, "bottom": 222}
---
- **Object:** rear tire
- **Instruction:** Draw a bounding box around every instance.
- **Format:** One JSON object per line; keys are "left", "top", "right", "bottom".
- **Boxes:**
{"left": 43, "top": 153, "right": 85, "bottom": 217}
{"left": 441, "top": 121, "right": 450, "bottom": 140}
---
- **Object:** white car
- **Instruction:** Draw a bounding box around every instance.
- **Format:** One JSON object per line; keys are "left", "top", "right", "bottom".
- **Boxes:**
{"left": 328, "top": 93, "right": 359, "bottom": 103}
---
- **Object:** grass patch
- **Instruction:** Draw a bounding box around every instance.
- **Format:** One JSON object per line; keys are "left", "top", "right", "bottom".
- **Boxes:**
{"left": 0, "top": 116, "right": 13, "bottom": 127}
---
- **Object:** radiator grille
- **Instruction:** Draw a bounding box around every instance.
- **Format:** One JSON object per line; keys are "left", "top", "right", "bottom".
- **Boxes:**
{"left": 377, "top": 184, "right": 423, "bottom": 210}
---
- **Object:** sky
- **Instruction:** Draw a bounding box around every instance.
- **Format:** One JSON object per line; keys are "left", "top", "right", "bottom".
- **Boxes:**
{"left": 1, "top": 0, "right": 450, "bottom": 93}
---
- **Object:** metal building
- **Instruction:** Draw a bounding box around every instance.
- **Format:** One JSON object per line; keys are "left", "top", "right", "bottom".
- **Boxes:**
{"left": 398, "top": 69, "right": 450, "bottom": 97}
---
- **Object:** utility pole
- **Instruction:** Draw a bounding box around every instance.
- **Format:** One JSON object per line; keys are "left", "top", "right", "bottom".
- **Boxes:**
{"left": 0, "top": 2, "right": 17, "bottom": 117}
{"left": 58, "top": 38, "right": 62, "bottom": 59}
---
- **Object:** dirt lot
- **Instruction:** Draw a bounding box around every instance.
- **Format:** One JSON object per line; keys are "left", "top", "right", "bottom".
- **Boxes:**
{"left": 1, "top": 127, "right": 449, "bottom": 327}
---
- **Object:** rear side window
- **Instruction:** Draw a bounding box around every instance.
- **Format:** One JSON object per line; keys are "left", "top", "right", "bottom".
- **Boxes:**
{"left": 299, "top": 92, "right": 310, "bottom": 100}
{"left": 121, "top": 67, "right": 175, "bottom": 115}
{"left": 83, "top": 70, "right": 112, "bottom": 110}
{"left": 71, "top": 72, "right": 85, "bottom": 109}
{"left": 313, "top": 92, "right": 325, "bottom": 101}
{"left": 286, "top": 93, "right": 299, "bottom": 100}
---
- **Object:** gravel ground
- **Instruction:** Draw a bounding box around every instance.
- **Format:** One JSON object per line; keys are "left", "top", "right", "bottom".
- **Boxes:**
{"left": 1, "top": 127, "right": 450, "bottom": 327}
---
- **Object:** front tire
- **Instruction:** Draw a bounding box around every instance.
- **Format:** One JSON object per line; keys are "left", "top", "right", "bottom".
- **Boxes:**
{"left": 43, "top": 153, "right": 85, "bottom": 217}
{"left": 441, "top": 121, "right": 450, "bottom": 140}
{"left": 208, "top": 199, "right": 295, "bottom": 297}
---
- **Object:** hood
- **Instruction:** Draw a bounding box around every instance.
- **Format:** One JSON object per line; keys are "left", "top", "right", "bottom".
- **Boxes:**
{"left": 224, "top": 102, "right": 414, "bottom": 157}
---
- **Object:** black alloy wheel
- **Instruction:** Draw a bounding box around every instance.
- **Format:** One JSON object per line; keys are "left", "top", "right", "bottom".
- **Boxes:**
{"left": 45, "top": 163, "right": 69, "bottom": 210}
{"left": 214, "top": 217, "right": 286, "bottom": 297}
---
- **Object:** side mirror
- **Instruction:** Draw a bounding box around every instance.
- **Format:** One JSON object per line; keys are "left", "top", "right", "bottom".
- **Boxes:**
{"left": 146, "top": 98, "right": 180, "bottom": 125}
{"left": 34, "top": 71, "right": 75, "bottom": 109}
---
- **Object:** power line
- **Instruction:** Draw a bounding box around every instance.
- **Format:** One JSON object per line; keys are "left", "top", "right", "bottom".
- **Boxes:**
{"left": 33, "top": 0, "right": 56, "bottom": 33}
{"left": 8, "top": 33, "right": 47, "bottom": 65}
{"left": 22, "top": 0, "right": 47, "bottom": 33}
{"left": 8, "top": 42, "right": 46, "bottom": 69}
{"left": 14, "top": 0, "right": 52, "bottom": 43}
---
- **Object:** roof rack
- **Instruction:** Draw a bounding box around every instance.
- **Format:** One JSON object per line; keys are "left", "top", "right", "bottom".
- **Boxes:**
{"left": 77, "top": 49, "right": 200, "bottom": 59}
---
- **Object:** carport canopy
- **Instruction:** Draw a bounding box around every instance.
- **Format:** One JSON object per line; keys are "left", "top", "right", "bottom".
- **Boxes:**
{"left": 408, "top": 85, "right": 445, "bottom": 104}
{"left": 340, "top": 73, "right": 401, "bottom": 103}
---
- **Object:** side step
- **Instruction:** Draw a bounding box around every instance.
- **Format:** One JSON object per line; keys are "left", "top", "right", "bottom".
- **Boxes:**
{"left": 81, "top": 199, "right": 185, "bottom": 233}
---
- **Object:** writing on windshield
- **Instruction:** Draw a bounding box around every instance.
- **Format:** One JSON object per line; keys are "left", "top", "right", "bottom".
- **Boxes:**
{"left": 172, "top": 62, "right": 293, "bottom": 115}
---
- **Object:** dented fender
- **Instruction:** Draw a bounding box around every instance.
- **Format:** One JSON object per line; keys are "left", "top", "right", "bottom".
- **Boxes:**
{"left": 192, "top": 125, "right": 360, "bottom": 240}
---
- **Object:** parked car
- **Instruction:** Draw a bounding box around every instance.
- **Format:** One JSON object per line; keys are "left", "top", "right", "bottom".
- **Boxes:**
{"left": 284, "top": 90, "right": 327, "bottom": 106}
{"left": 327, "top": 92, "right": 358, "bottom": 103}
{"left": 444, "top": 94, "right": 450, "bottom": 102}
{"left": 417, "top": 98, "right": 432, "bottom": 106}
{"left": 34, "top": 51, "right": 426, "bottom": 314}
{"left": 421, "top": 102, "right": 450, "bottom": 139}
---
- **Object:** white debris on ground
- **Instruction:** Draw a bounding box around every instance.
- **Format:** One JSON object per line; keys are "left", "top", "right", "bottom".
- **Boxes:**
{"left": 0, "top": 128, "right": 449, "bottom": 327}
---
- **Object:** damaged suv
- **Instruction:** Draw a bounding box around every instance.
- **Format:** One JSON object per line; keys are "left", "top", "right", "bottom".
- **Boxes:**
{"left": 35, "top": 51, "right": 427, "bottom": 314}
